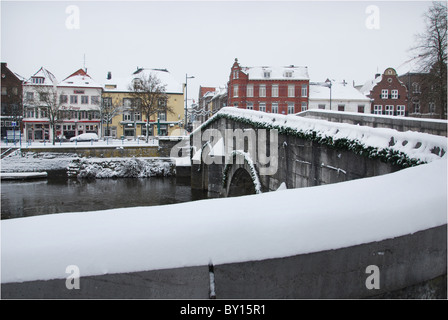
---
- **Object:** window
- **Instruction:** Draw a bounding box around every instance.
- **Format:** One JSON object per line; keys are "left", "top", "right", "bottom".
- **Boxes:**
{"left": 26, "top": 92, "right": 34, "bottom": 101}
{"left": 12, "top": 87, "right": 18, "bottom": 95}
{"left": 287, "top": 102, "right": 295, "bottom": 114}
{"left": 413, "top": 102, "right": 420, "bottom": 113}
{"left": 233, "top": 85, "right": 238, "bottom": 97}
{"left": 157, "top": 112, "right": 166, "bottom": 121}
{"left": 123, "top": 112, "right": 132, "bottom": 121}
{"left": 391, "top": 90, "right": 398, "bottom": 99}
{"left": 271, "top": 102, "right": 278, "bottom": 114}
{"left": 301, "top": 102, "right": 308, "bottom": 111}
{"left": 338, "top": 104, "right": 345, "bottom": 112}
{"left": 429, "top": 102, "right": 436, "bottom": 113}
{"left": 397, "top": 105, "right": 405, "bottom": 116}
{"left": 81, "top": 96, "right": 89, "bottom": 104}
{"left": 358, "top": 105, "right": 365, "bottom": 113}
{"left": 32, "top": 77, "right": 44, "bottom": 84}
{"left": 247, "top": 85, "right": 254, "bottom": 97}
{"left": 285, "top": 70, "right": 293, "bottom": 78}
{"left": 288, "top": 85, "right": 295, "bottom": 97}
{"left": 247, "top": 102, "right": 253, "bottom": 110}
{"left": 259, "top": 85, "right": 266, "bottom": 97}
{"left": 272, "top": 85, "right": 279, "bottom": 97}
{"left": 301, "top": 85, "right": 307, "bottom": 97}
{"left": 157, "top": 98, "right": 166, "bottom": 107}
{"left": 412, "top": 82, "right": 420, "bottom": 93}
{"left": 259, "top": 103, "right": 266, "bottom": 112}
{"left": 374, "top": 105, "right": 382, "bottom": 115}
{"left": 39, "top": 92, "right": 48, "bottom": 101}
{"left": 233, "top": 70, "right": 239, "bottom": 79}
{"left": 318, "top": 104, "right": 326, "bottom": 110}
{"left": 385, "top": 105, "right": 394, "bottom": 115}
{"left": 1, "top": 87, "right": 6, "bottom": 95}
{"left": 60, "top": 95, "right": 68, "bottom": 104}
{"left": 233, "top": 102, "right": 238, "bottom": 107}
{"left": 123, "top": 98, "right": 132, "bottom": 109}
{"left": 70, "top": 95, "right": 78, "bottom": 104}
{"left": 381, "top": 89, "right": 388, "bottom": 99}
{"left": 103, "top": 97, "right": 112, "bottom": 108}
{"left": 91, "top": 96, "right": 100, "bottom": 105}
{"left": 264, "top": 71, "right": 270, "bottom": 78}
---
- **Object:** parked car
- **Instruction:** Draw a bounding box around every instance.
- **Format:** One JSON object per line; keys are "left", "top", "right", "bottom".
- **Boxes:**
{"left": 70, "top": 133, "right": 99, "bottom": 142}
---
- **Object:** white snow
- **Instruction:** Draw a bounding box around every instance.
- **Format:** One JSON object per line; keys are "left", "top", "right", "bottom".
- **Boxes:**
{"left": 194, "top": 107, "right": 447, "bottom": 164}
{"left": 1, "top": 156, "right": 446, "bottom": 283}
{"left": 0, "top": 172, "right": 47, "bottom": 180}
{"left": 241, "top": 65, "right": 309, "bottom": 80}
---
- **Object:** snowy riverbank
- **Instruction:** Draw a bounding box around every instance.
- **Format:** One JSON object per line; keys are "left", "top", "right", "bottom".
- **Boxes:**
{"left": 1, "top": 156, "right": 446, "bottom": 283}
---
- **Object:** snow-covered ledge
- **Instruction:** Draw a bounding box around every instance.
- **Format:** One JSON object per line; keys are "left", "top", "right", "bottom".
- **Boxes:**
{"left": 1, "top": 156, "right": 446, "bottom": 284}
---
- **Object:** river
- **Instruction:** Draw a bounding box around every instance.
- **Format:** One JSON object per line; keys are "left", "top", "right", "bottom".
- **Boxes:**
{"left": 1, "top": 175, "right": 208, "bottom": 220}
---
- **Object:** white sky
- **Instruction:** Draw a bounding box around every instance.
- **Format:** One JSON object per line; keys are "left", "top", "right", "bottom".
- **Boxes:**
{"left": 1, "top": 0, "right": 434, "bottom": 102}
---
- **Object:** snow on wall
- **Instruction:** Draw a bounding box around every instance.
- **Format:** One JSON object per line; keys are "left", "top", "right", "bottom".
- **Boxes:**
{"left": 71, "top": 157, "right": 175, "bottom": 179}
{"left": 1, "top": 155, "right": 446, "bottom": 283}
{"left": 193, "top": 107, "right": 447, "bottom": 166}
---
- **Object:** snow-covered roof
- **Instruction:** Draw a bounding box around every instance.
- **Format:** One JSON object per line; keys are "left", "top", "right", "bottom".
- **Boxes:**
{"left": 241, "top": 65, "right": 309, "bottom": 80}
{"left": 357, "top": 75, "right": 382, "bottom": 96}
{"left": 103, "top": 68, "right": 183, "bottom": 94}
{"left": 24, "top": 67, "right": 58, "bottom": 86}
{"left": 310, "top": 81, "right": 371, "bottom": 102}
{"left": 59, "top": 69, "right": 102, "bottom": 89}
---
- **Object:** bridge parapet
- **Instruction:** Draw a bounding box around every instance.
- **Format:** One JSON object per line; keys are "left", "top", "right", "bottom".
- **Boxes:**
{"left": 191, "top": 108, "right": 447, "bottom": 197}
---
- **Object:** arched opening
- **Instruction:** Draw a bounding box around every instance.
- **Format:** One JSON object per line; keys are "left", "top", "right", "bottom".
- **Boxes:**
{"left": 227, "top": 168, "right": 256, "bottom": 197}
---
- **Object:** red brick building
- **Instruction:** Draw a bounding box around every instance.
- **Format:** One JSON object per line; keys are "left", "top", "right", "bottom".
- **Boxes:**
{"left": 1, "top": 62, "right": 23, "bottom": 139}
{"left": 369, "top": 67, "right": 408, "bottom": 116}
{"left": 227, "top": 58, "right": 310, "bottom": 114}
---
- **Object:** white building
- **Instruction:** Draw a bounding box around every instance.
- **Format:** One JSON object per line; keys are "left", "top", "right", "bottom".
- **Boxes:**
{"left": 22, "top": 68, "right": 102, "bottom": 142}
{"left": 309, "top": 80, "right": 372, "bottom": 114}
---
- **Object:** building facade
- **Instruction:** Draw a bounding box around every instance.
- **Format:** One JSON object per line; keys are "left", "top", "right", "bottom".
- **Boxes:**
{"left": 22, "top": 67, "right": 102, "bottom": 142}
{"left": 398, "top": 72, "right": 443, "bottom": 119}
{"left": 1, "top": 62, "right": 23, "bottom": 140}
{"left": 227, "top": 58, "right": 310, "bottom": 114}
{"left": 102, "top": 68, "right": 185, "bottom": 139}
{"left": 309, "top": 80, "right": 371, "bottom": 113}
{"left": 365, "top": 68, "right": 408, "bottom": 116}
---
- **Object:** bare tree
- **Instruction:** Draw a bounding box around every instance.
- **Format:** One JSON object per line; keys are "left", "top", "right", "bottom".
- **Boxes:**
{"left": 101, "top": 96, "right": 122, "bottom": 137}
{"left": 25, "top": 85, "right": 65, "bottom": 145}
{"left": 410, "top": 1, "right": 447, "bottom": 119}
{"left": 129, "top": 72, "right": 174, "bottom": 142}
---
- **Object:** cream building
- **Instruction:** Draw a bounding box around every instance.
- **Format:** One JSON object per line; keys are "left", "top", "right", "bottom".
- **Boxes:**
{"left": 102, "top": 68, "right": 185, "bottom": 139}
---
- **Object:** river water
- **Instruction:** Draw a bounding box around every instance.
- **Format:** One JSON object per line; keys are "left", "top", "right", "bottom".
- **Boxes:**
{"left": 1, "top": 176, "right": 208, "bottom": 220}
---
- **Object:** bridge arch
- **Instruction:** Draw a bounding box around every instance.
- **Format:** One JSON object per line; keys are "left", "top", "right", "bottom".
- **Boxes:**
{"left": 222, "top": 151, "right": 262, "bottom": 197}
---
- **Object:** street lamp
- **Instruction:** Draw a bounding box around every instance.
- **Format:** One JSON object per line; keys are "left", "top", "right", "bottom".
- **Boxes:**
{"left": 325, "top": 78, "right": 332, "bottom": 110}
{"left": 185, "top": 74, "right": 195, "bottom": 135}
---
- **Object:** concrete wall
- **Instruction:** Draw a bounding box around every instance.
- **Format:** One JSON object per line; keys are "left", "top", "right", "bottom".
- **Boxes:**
{"left": 298, "top": 110, "right": 448, "bottom": 137}
{"left": 2, "top": 225, "right": 445, "bottom": 299}
{"left": 17, "top": 145, "right": 159, "bottom": 158}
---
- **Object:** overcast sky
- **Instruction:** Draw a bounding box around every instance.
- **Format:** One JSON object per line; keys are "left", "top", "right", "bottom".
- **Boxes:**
{"left": 1, "top": 0, "right": 434, "bottom": 102}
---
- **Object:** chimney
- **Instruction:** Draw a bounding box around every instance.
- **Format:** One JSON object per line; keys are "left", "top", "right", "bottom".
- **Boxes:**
{"left": 107, "top": 71, "right": 112, "bottom": 80}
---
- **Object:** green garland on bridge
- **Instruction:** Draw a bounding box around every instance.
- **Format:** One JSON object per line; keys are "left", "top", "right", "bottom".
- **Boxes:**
{"left": 196, "top": 112, "right": 425, "bottom": 168}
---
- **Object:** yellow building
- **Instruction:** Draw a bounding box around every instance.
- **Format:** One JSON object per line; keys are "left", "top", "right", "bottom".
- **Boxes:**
{"left": 102, "top": 68, "right": 185, "bottom": 139}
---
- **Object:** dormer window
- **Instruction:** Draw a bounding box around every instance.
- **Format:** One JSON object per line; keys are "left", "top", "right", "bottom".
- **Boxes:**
{"left": 32, "top": 77, "right": 44, "bottom": 84}
{"left": 284, "top": 70, "right": 293, "bottom": 78}
{"left": 264, "top": 71, "right": 271, "bottom": 78}
{"left": 133, "top": 78, "right": 143, "bottom": 89}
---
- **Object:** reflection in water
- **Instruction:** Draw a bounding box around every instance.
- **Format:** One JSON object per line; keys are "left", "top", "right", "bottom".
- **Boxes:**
{"left": 1, "top": 177, "right": 208, "bottom": 220}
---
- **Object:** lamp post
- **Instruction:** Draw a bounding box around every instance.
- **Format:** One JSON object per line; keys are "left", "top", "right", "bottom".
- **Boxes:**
{"left": 185, "top": 74, "right": 195, "bottom": 135}
{"left": 325, "top": 78, "right": 332, "bottom": 110}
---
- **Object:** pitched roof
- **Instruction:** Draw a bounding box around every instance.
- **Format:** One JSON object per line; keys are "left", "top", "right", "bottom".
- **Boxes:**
{"left": 103, "top": 68, "right": 183, "bottom": 94}
{"left": 59, "top": 68, "right": 102, "bottom": 89}
{"left": 310, "top": 81, "right": 371, "bottom": 101}
{"left": 241, "top": 65, "right": 309, "bottom": 80}
{"left": 24, "top": 67, "right": 58, "bottom": 86}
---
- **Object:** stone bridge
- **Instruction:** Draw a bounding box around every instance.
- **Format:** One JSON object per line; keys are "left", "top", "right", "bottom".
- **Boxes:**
{"left": 190, "top": 107, "right": 447, "bottom": 198}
